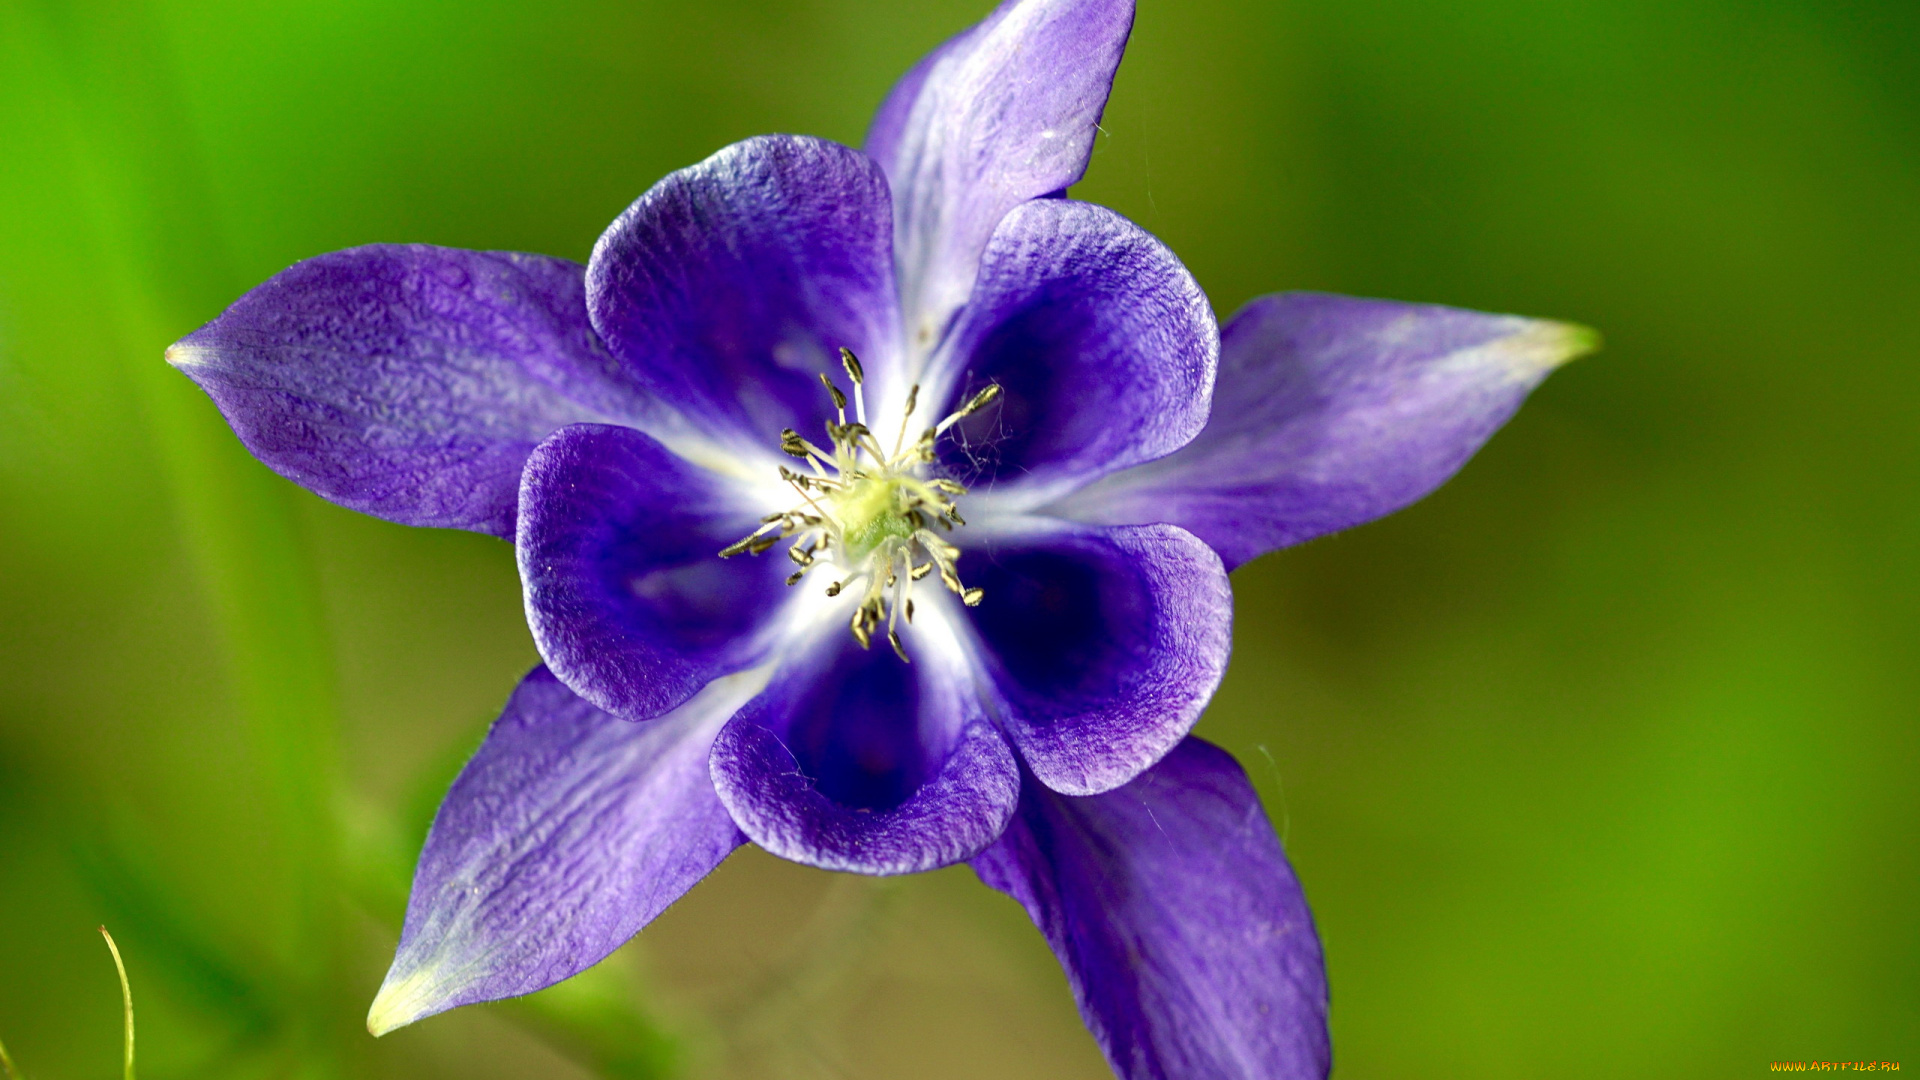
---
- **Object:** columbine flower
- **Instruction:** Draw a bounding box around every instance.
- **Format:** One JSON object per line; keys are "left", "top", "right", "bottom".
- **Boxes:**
{"left": 166, "top": 0, "right": 1593, "bottom": 1075}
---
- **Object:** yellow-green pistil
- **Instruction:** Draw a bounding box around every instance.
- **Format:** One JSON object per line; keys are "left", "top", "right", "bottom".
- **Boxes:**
{"left": 720, "top": 348, "right": 998, "bottom": 661}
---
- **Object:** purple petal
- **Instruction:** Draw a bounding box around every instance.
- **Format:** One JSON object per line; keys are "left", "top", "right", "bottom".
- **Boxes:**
{"left": 865, "top": 0, "right": 1135, "bottom": 357}
{"left": 972, "top": 737, "right": 1330, "bottom": 1080}
{"left": 935, "top": 200, "right": 1215, "bottom": 500}
{"left": 167, "top": 245, "right": 638, "bottom": 538}
{"left": 585, "top": 135, "right": 902, "bottom": 445}
{"left": 368, "top": 666, "right": 752, "bottom": 1035}
{"left": 1057, "top": 292, "right": 1598, "bottom": 568}
{"left": 964, "top": 521, "right": 1229, "bottom": 796}
{"left": 518, "top": 423, "right": 790, "bottom": 722}
{"left": 709, "top": 637, "right": 1021, "bottom": 875}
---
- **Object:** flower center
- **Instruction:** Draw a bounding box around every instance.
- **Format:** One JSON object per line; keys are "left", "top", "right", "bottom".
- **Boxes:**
{"left": 720, "top": 348, "right": 998, "bottom": 661}
{"left": 838, "top": 476, "right": 919, "bottom": 557}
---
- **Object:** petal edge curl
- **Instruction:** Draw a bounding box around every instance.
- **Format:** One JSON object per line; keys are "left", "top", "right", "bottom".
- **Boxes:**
{"left": 518, "top": 423, "right": 790, "bottom": 723}
{"left": 709, "top": 636, "right": 1022, "bottom": 875}
{"left": 933, "top": 199, "right": 1217, "bottom": 504}
{"left": 585, "top": 135, "right": 902, "bottom": 446}
{"left": 963, "top": 520, "right": 1231, "bottom": 796}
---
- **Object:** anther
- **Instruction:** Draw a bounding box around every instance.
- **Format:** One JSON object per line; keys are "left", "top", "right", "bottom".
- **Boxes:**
{"left": 839, "top": 347, "right": 864, "bottom": 386}
{"left": 818, "top": 372, "right": 847, "bottom": 412}
{"left": 962, "top": 384, "right": 1002, "bottom": 414}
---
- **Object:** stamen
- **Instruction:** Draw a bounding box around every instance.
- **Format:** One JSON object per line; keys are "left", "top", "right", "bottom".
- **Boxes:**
{"left": 840, "top": 347, "right": 867, "bottom": 426}
{"left": 892, "top": 383, "right": 921, "bottom": 458}
{"left": 718, "top": 356, "right": 998, "bottom": 659}
{"left": 779, "top": 428, "right": 819, "bottom": 460}
{"left": 935, "top": 384, "right": 1002, "bottom": 436}
{"left": 818, "top": 372, "right": 847, "bottom": 418}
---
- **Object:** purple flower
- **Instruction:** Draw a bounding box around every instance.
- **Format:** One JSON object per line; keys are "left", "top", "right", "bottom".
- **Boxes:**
{"left": 166, "top": 0, "right": 1593, "bottom": 1075}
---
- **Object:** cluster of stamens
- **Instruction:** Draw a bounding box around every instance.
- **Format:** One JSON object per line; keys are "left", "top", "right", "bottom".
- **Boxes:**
{"left": 720, "top": 348, "right": 999, "bottom": 662}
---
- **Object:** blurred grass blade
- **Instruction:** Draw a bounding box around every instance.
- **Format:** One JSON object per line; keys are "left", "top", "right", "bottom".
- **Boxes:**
{"left": 0, "top": 1029, "right": 21, "bottom": 1080}
{"left": 98, "top": 928, "right": 135, "bottom": 1080}
{"left": 7, "top": 7, "right": 346, "bottom": 1068}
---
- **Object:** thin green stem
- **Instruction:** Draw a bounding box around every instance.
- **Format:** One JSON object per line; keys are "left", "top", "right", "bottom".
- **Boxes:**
{"left": 99, "top": 928, "right": 135, "bottom": 1080}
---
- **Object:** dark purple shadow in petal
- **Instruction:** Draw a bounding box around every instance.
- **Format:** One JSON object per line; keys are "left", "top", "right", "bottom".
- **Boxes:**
{"left": 780, "top": 640, "right": 931, "bottom": 811}
{"left": 586, "top": 135, "right": 902, "bottom": 444}
{"left": 1056, "top": 292, "right": 1597, "bottom": 568}
{"left": 710, "top": 637, "right": 1020, "bottom": 875}
{"left": 865, "top": 0, "right": 1135, "bottom": 355}
{"left": 519, "top": 424, "right": 789, "bottom": 722}
{"left": 964, "top": 522, "right": 1229, "bottom": 796}
{"left": 935, "top": 200, "right": 1214, "bottom": 499}
{"left": 972, "top": 738, "right": 1330, "bottom": 1080}
{"left": 167, "top": 245, "right": 639, "bottom": 538}
{"left": 369, "top": 666, "right": 750, "bottom": 1035}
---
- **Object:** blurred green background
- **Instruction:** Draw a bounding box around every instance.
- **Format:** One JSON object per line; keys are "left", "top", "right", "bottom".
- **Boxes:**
{"left": 1, "top": 0, "right": 1914, "bottom": 1076}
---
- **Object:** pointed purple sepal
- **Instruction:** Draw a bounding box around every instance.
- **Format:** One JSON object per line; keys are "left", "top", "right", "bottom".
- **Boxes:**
{"left": 1059, "top": 292, "right": 1596, "bottom": 568}
{"left": 867, "top": 0, "right": 1135, "bottom": 358}
{"left": 168, "top": 245, "right": 639, "bottom": 538}
{"left": 368, "top": 666, "right": 754, "bottom": 1034}
{"left": 973, "top": 738, "right": 1330, "bottom": 1079}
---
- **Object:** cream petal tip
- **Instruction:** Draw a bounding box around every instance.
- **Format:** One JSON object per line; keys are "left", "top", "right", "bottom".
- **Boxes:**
{"left": 163, "top": 343, "right": 205, "bottom": 370}
{"left": 1505, "top": 319, "right": 1602, "bottom": 373}
{"left": 366, "top": 969, "right": 441, "bottom": 1037}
